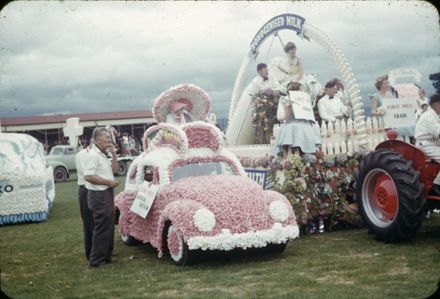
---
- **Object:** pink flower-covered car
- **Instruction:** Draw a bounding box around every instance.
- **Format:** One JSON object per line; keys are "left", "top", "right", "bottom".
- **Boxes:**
{"left": 115, "top": 122, "right": 299, "bottom": 265}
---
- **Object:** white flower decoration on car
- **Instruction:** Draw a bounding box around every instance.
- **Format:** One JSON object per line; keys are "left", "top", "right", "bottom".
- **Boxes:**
{"left": 269, "top": 200, "right": 289, "bottom": 222}
{"left": 193, "top": 208, "right": 216, "bottom": 232}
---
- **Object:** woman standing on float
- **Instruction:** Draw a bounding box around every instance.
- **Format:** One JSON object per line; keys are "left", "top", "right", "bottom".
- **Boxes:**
{"left": 272, "top": 82, "right": 320, "bottom": 158}
{"left": 277, "top": 42, "right": 304, "bottom": 83}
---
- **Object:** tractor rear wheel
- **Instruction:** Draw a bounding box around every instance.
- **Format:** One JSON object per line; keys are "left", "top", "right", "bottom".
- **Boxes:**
{"left": 355, "top": 150, "right": 425, "bottom": 242}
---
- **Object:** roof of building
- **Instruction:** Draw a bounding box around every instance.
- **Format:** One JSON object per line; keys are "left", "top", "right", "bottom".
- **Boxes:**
{"left": 1, "top": 110, "right": 153, "bottom": 126}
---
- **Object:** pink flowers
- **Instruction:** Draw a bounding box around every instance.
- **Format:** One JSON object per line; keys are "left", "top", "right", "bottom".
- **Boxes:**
{"left": 182, "top": 122, "right": 222, "bottom": 151}
{"left": 115, "top": 174, "right": 297, "bottom": 257}
{"left": 152, "top": 84, "right": 212, "bottom": 123}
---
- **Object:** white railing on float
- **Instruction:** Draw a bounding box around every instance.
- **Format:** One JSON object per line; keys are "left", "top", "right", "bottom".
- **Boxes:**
{"left": 226, "top": 116, "right": 413, "bottom": 157}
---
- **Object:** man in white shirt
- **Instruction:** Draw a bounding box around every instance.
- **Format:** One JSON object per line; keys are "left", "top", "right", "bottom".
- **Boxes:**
{"left": 84, "top": 127, "right": 119, "bottom": 268}
{"left": 415, "top": 93, "right": 440, "bottom": 195}
{"left": 317, "top": 80, "right": 352, "bottom": 123}
{"left": 248, "top": 63, "right": 284, "bottom": 98}
{"left": 75, "top": 144, "right": 93, "bottom": 261}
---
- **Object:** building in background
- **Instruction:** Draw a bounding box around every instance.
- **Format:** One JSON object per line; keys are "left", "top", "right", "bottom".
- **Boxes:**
{"left": 0, "top": 110, "right": 155, "bottom": 153}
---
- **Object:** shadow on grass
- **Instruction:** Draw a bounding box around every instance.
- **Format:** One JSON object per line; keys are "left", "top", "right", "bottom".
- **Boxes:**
{"left": 120, "top": 237, "right": 292, "bottom": 268}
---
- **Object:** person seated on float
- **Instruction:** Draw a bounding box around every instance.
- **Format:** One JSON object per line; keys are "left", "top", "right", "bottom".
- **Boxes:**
{"left": 329, "top": 78, "right": 349, "bottom": 105}
{"left": 248, "top": 63, "right": 284, "bottom": 98}
{"left": 370, "top": 74, "right": 415, "bottom": 141}
{"left": 415, "top": 85, "right": 430, "bottom": 122}
{"left": 369, "top": 74, "right": 397, "bottom": 117}
{"left": 317, "top": 80, "right": 352, "bottom": 124}
{"left": 277, "top": 41, "right": 304, "bottom": 83}
{"left": 166, "top": 100, "right": 194, "bottom": 124}
{"left": 415, "top": 93, "right": 440, "bottom": 196}
{"left": 273, "top": 82, "right": 321, "bottom": 158}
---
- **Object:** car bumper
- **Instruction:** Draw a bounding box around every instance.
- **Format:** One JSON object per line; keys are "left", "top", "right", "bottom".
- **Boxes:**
{"left": 187, "top": 222, "right": 299, "bottom": 251}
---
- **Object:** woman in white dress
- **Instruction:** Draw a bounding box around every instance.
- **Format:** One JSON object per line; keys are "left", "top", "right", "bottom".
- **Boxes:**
{"left": 277, "top": 42, "right": 304, "bottom": 83}
{"left": 273, "top": 82, "right": 320, "bottom": 157}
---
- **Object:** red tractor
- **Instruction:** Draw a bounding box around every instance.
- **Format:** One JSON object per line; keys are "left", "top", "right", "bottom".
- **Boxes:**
{"left": 355, "top": 130, "right": 440, "bottom": 242}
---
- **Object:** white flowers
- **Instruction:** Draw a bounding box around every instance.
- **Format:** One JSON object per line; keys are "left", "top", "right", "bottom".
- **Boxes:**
{"left": 187, "top": 223, "right": 299, "bottom": 251}
{"left": 193, "top": 208, "right": 216, "bottom": 232}
{"left": 269, "top": 200, "right": 289, "bottom": 222}
{"left": 0, "top": 175, "right": 51, "bottom": 224}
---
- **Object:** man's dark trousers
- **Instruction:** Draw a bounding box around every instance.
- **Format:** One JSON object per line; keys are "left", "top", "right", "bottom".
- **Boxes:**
{"left": 87, "top": 188, "right": 115, "bottom": 266}
{"left": 78, "top": 185, "right": 94, "bottom": 260}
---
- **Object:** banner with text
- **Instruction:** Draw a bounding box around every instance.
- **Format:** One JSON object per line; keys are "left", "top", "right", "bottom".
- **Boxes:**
{"left": 289, "top": 91, "right": 316, "bottom": 122}
{"left": 382, "top": 98, "right": 417, "bottom": 128}
{"left": 130, "top": 182, "right": 160, "bottom": 219}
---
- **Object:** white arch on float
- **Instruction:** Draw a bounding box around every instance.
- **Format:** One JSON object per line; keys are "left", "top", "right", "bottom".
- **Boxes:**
{"left": 226, "top": 14, "right": 368, "bottom": 148}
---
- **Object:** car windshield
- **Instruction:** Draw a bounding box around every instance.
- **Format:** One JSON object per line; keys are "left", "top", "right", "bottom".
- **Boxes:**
{"left": 50, "top": 147, "right": 63, "bottom": 155}
{"left": 172, "top": 161, "right": 234, "bottom": 182}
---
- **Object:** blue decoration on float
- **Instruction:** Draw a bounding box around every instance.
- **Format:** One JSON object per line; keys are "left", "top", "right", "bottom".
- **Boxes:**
{"left": 0, "top": 211, "right": 49, "bottom": 225}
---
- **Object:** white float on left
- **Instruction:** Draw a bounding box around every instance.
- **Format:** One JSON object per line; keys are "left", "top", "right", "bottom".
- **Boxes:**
{"left": 0, "top": 132, "right": 55, "bottom": 225}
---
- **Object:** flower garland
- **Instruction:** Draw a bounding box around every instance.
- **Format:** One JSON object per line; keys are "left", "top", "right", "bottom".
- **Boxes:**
{"left": 239, "top": 151, "right": 368, "bottom": 232}
{"left": 251, "top": 91, "right": 280, "bottom": 144}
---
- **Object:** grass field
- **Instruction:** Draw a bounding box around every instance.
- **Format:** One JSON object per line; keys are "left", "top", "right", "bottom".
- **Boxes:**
{"left": 1, "top": 176, "right": 439, "bottom": 299}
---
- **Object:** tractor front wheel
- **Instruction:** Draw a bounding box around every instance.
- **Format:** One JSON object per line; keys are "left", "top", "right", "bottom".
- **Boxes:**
{"left": 355, "top": 150, "right": 425, "bottom": 242}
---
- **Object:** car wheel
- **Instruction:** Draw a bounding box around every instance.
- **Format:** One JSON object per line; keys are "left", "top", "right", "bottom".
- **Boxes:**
{"left": 166, "top": 224, "right": 193, "bottom": 266}
{"left": 117, "top": 161, "right": 127, "bottom": 176}
{"left": 120, "top": 233, "right": 137, "bottom": 246}
{"left": 355, "top": 150, "right": 425, "bottom": 242}
{"left": 54, "top": 166, "right": 67, "bottom": 183}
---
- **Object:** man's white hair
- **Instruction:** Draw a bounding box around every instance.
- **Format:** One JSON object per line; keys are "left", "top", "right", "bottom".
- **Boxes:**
{"left": 92, "top": 127, "right": 109, "bottom": 142}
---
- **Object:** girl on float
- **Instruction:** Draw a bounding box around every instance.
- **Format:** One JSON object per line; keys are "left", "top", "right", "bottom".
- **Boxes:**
{"left": 166, "top": 100, "right": 194, "bottom": 124}
{"left": 370, "top": 74, "right": 397, "bottom": 119}
{"left": 272, "top": 82, "right": 321, "bottom": 158}
{"left": 277, "top": 42, "right": 304, "bottom": 83}
{"left": 370, "top": 74, "right": 415, "bottom": 141}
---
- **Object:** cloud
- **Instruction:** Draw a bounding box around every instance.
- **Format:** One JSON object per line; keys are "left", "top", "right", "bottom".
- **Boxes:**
{"left": 0, "top": 0, "right": 439, "bottom": 120}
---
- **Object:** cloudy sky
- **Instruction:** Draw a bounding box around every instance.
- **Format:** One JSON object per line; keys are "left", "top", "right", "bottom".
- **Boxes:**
{"left": 0, "top": 0, "right": 438, "bottom": 121}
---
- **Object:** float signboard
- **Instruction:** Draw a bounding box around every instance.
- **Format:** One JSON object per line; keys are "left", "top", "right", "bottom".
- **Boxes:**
{"left": 289, "top": 91, "right": 315, "bottom": 122}
{"left": 250, "top": 14, "right": 305, "bottom": 55}
{"left": 382, "top": 98, "right": 418, "bottom": 129}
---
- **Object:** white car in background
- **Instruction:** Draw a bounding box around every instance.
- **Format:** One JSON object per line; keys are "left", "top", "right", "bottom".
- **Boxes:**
{"left": 46, "top": 145, "right": 135, "bottom": 182}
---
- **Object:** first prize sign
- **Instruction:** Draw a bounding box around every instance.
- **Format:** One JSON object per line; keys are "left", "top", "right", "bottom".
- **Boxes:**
{"left": 289, "top": 91, "right": 316, "bottom": 122}
{"left": 382, "top": 98, "right": 417, "bottom": 129}
{"left": 130, "top": 182, "right": 160, "bottom": 218}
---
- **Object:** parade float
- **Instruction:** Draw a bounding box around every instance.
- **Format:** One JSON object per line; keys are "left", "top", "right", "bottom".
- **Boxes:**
{"left": 223, "top": 14, "right": 433, "bottom": 235}
{"left": 114, "top": 84, "right": 299, "bottom": 265}
{"left": 0, "top": 133, "right": 55, "bottom": 225}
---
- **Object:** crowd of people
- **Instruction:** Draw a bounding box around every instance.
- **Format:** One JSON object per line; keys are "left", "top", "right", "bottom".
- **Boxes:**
{"left": 246, "top": 40, "right": 435, "bottom": 159}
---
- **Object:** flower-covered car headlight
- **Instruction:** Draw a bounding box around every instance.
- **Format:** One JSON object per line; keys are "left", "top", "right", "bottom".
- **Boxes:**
{"left": 193, "top": 208, "right": 216, "bottom": 232}
{"left": 269, "top": 200, "right": 289, "bottom": 222}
